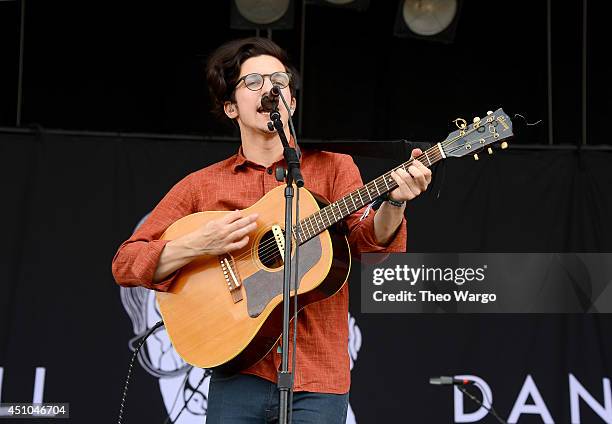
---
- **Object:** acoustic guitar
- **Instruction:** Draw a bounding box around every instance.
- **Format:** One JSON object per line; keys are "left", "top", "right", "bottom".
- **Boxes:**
{"left": 156, "top": 108, "right": 513, "bottom": 373}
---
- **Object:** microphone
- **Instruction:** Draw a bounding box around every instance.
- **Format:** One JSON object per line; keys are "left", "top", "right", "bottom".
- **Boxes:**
{"left": 429, "top": 376, "right": 475, "bottom": 386}
{"left": 260, "top": 85, "right": 281, "bottom": 112}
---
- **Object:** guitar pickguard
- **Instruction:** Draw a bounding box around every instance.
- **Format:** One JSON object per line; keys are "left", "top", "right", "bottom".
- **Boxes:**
{"left": 243, "top": 235, "right": 323, "bottom": 318}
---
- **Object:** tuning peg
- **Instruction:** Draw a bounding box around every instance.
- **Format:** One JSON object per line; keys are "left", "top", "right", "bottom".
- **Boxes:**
{"left": 501, "top": 141, "right": 508, "bottom": 149}
{"left": 453, "top": 118, "right": 467, "bottom": 130}
{"left": 473, "top": 154, "right": 479, "bottom": 161}
{"left": 487, "top": 110, "right": 493, "bottom": 115}
{"left": 487, "top": 147, "right": 493, "bottom": 155}
{"left": 473, "top": 116, "right": 481, "bottom": 124}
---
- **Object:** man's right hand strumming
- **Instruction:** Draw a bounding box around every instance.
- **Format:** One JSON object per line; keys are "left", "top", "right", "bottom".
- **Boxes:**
{"left": 153, "top": 210, "right": 258, "bottom": 284}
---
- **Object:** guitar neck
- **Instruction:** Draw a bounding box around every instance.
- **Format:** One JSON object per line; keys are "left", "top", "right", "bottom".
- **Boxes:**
{"left": 293, "top": 143, "right": 446, "bottom": 245}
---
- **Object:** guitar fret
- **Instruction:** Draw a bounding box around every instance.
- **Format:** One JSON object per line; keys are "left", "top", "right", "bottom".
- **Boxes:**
{"left": 424, "top": 151, "right": 432, "bottom": 166}
{"left": 350, "top": 193, "right": 357, "bottom": 211}
{"left": 315, "top": 213, "right": 323, "bottom": 230}
{"left": 293, "top": 224, "right": 299, "bottom": 242}
{"left": 369, "top": 182, "right": 380, "bottom": 197}
{"left": 323, "top": 208, "right": 332, "bottom": 226}
{"left": 293, "top": 224, "right": 299, "bottom": 243}
{"left": 357, "top": 189, "right": 364, "bottom": 205}
{"left": 309, "top": 214, "right": 319, "bottom": 236}
{"left": 343, "top": 197, "right": 349, "bottom": 215}
{"left": 330, "top": 205, "right": 338, "bottom": 222}
{"left": 294, "top": 227, "right": 303, "bottom": 245}
{"left": 317, "top": 210, "right": 323, "bottom": 228}
{"left": 302, "top": 220, "right": 311, "bottom": 240}
{"left": 365, "top": 186, "right": 373, "bottom": 201}
{"left": 430, "top": 149, "right": 439, "bottom": 163}
{"left": 383, "top": 176, "right": 390, "bottom": 191}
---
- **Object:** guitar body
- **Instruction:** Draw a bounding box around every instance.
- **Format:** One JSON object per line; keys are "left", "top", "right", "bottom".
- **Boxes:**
{"left": 156, "top": 185, "right": 351, "bottom": 373}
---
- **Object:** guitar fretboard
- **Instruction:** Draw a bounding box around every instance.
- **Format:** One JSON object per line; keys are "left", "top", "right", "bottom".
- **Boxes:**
{"left": 292, "top": 143, "right": 445, "bottom": 244}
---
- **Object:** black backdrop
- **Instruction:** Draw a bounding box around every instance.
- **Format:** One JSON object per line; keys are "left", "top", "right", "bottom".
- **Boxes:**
{"left": 0, "top": 1, "right": 610, "bottom": 144}
{"left": 1, "top": 131, "right": 611, "bottom": 423}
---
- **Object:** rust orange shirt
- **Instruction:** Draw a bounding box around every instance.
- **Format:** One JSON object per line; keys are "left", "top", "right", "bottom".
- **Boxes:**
{"left": 112, "top": 146, "right": 407, "bottom": 394}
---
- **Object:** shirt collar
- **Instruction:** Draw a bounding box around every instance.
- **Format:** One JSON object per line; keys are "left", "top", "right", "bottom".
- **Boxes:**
{"left": 231, "top": 146, "right": 250, "bottom": 172}
{"left": 231, "top": 138, "right": 303, "bottom": 173}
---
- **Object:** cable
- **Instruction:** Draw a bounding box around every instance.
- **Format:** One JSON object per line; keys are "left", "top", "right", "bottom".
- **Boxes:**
{"left": 278, "top": 87, "right": 300, "bottom": 158}
{"left": 457, "top": 385, "right": 507, "bottom": 424}
{"left": 117, "top": 320, "right": 164, "bottom": 424}
{"left": 161, "top": 370, "right": 190, "bottom": 424}
{"left": 163, "top": 369, "right": 210, "bottom": 424}
{"left": 513, "top": 113, "right": 543, "bottom": 127}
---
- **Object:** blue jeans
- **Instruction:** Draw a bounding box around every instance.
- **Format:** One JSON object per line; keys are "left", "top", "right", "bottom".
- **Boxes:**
{"left": 206, "top": 372, "right": 349, "bottom": 423}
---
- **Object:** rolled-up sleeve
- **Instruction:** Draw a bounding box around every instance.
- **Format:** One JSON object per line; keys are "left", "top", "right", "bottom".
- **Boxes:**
{"left": 111, "top": 173, "right": 196, "bottom": 292}
{"left": 331, "top": 154, "right": 407, "bottom": 257}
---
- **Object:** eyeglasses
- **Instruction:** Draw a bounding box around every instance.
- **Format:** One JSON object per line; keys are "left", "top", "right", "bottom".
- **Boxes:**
{"left": 235, "top": 72, "right": 291, "bottom": 91}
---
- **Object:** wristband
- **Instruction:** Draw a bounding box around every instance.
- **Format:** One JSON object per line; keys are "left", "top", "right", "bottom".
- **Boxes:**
{"left": 386, "top": 196, "right": 406, "bottom": 207}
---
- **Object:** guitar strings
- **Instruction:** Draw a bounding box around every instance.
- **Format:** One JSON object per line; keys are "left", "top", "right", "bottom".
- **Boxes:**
{"left": 228, "top": 118, "right": 506, "bottom": 266}
{"left": 230, "top": 124, "right": 502, "bottom": 267}
{"left": 234, "top": 125, "right": 503, "bottom": 267}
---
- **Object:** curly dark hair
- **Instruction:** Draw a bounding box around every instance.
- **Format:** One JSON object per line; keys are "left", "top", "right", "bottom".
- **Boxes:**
{"left": 205, "top": 37, "right": 299, "bottom": 121}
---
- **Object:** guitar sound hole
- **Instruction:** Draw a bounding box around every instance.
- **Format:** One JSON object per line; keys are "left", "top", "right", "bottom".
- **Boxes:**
{"left": 258, "top": 230, "right": 285, "bottom": 269}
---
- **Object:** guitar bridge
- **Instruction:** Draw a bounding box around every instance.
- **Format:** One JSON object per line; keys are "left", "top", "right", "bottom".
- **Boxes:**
{"left": 271, "top": 225, "right": 285, "bottom": 261}
{"left": 219, "top": 255, "right": 243, "bottom": 303}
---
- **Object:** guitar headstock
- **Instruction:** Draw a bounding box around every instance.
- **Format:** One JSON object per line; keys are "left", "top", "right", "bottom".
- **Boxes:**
{"left": 440, "top": 108, "right": 513, "bottom": 160}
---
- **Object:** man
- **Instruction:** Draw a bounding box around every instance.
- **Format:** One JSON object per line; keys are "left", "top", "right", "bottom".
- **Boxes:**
{"left": 112, "top": 37, "right": 431, "bottom": 423}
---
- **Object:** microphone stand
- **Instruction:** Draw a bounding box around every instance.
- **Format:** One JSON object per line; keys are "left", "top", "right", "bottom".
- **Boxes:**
{"left": 267, "top": 103, "right": 304, "bottom": 424}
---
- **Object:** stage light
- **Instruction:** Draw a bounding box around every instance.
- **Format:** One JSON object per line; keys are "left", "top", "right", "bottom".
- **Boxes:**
{"left": 394, "top": 0, "right": 462, "bottom": 43}
{"left": 230, "top": 0, "right": 295, "bottom": 30}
